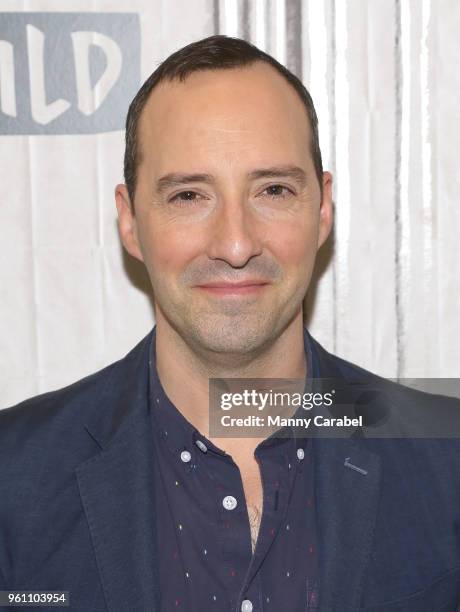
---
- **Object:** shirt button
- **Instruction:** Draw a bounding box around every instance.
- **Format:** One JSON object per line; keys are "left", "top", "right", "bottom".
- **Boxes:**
{"left": 241, "top": 600, "right": 253, "bottom": 612}
{"left": 222, "top": 495, "right": 237, "bottom": 510}
{"left": 297, "top": 448, "right": 305, "bottom": 460}
{"left": 195, "top": 439, "right": 208, "bottom": 453}
{"left": 180, "top": 450, "right": 192, "bottom": 463}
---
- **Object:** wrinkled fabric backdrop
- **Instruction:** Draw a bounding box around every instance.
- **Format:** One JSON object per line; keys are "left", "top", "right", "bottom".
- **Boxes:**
{"left": 1, "top": 0, "right": 459, "bottom": 407}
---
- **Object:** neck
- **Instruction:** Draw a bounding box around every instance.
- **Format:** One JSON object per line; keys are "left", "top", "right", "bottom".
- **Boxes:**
{"left": 154, "top": 311, "right": 307, "bottom": 438}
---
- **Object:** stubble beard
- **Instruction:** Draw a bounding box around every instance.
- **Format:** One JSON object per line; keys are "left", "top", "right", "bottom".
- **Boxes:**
{"left": 173, "top": 300, "right": 275, "bottom": 355}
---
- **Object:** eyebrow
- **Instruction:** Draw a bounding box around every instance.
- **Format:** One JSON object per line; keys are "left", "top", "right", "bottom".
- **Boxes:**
{"left": 154, "top": 165, "right": 308, "bottom": 195}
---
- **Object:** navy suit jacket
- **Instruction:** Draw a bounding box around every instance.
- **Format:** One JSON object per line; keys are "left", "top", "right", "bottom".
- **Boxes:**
{"left": 1, "top": 327, "right": 460, "bottom": 611}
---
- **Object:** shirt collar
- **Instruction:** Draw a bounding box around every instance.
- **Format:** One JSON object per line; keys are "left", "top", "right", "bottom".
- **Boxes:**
{"left": 149, "top": 327, "right": 321, "bottom": 461}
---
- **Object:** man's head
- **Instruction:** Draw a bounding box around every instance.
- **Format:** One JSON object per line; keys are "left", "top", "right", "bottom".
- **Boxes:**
{"left": 123, "top": 35, "right": 324, "bottom": 207}
{"left": 116, "top": 35, "right": 333, "bottom": 357}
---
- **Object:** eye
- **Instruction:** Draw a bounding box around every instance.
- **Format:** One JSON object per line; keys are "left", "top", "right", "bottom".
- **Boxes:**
{"left": 260, "top": 184, "right": 294, "bottom": 199}
{"left": 169, "top": 190, "right": 204, "bottom": 204}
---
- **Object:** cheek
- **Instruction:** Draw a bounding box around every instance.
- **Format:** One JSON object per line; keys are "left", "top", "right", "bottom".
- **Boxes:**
{"left": 138, "top": 221, "right": 204, "bottom": 276}
{"left": 267, "top": 219, "right": 318, "bottom": 268}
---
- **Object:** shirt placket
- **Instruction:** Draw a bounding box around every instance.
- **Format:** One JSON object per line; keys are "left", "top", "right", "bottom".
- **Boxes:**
{"left": 235, "top": 440, "right": 298, "bottom": 612}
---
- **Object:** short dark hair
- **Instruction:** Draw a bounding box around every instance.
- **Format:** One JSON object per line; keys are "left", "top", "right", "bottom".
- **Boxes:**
{"left": 123, "top": 34, "right": 323, "bottom": 206}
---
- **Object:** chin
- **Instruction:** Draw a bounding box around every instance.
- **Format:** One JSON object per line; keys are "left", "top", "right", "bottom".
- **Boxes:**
{"left": 189, "top": 313, "right": 282, "bottom": 356}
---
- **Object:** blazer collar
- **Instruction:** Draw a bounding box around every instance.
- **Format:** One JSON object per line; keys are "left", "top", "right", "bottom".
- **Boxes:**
{"left": 76, "top": 326, "right": 381, "bottom": 612}
{"left": 76, "top": 328, "right": 160, "bottom": 612}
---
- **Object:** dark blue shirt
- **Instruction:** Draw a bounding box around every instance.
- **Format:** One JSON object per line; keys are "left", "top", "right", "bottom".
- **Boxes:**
{"left": 149, "top": 328, "right": 321, "bottom": 611}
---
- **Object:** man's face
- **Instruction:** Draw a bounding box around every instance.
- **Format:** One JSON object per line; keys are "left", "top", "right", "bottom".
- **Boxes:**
{"left": 116, "top": 62, "right": 333, "bottom": 355}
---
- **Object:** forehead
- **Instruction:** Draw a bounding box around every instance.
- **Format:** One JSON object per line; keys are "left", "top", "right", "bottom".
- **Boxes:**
{"left": 137, "top": 62, "right": 312, "bottom": 174}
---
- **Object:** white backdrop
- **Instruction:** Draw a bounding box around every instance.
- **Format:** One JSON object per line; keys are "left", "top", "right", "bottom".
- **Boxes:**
{"left": 1, "top": 0, "right": 459, "bottom": 408}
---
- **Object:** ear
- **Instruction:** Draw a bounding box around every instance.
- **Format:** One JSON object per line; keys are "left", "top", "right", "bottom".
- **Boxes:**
{"left": 317, "top": 171, "right": 334, "bottom": 250}
{"left": 115, "top": 184, "right": 144, "bottom": 262}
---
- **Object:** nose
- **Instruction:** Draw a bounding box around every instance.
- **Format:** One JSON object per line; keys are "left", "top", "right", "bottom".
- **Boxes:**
{"left": 206, "top": 194, "right": 263, "bottom": 268}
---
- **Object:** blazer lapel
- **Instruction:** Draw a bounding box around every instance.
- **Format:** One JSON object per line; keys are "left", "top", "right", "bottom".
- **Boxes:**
{"left": 309, "top": 334, "right": 383, "bottom": 611}
{"left": 75, "top": 330, "right": 161, "bottom": 612}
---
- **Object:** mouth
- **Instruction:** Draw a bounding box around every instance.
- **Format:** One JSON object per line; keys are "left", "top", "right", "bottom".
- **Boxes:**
{"left": 194, "top": 280, "right": 270, "bottom": 296}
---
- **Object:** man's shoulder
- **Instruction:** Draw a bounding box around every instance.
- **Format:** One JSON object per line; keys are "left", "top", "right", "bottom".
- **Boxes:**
{"left": 312, "top": 341, "right": 460, "bottom": 504}
{"left": 1, "top": 360, "right": 116, "bottom": 428}
{"left": 0, "top": 363, "right": 122, "bottom": 483}
{"left": 310, "top": 333, "right": 459, "bottom": 407}
{"left": 310, "top": 333, "right": 460, "bottom": 447}
{"left": 0, "top": 332, "right": 152, "bottom": 575}
{"left": 0, "top": 330, "right": 153, "bottom": 444}
{"left": 0, "top": 330, "right": 153, "bottom": 529}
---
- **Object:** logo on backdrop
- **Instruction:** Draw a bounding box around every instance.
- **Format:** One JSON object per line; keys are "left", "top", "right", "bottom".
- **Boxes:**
{"left": 0, "top": 12, "right": 140, "bottom": 134}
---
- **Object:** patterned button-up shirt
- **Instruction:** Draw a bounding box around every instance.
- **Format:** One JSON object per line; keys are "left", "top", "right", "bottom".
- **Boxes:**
{"left": 149, "top": 328, "right": 321, "bottom": 611}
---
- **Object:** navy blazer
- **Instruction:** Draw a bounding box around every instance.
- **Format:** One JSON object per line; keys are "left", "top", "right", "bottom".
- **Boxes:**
{"left": 1, "top": 327, "right": 460, "bottom": 612}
